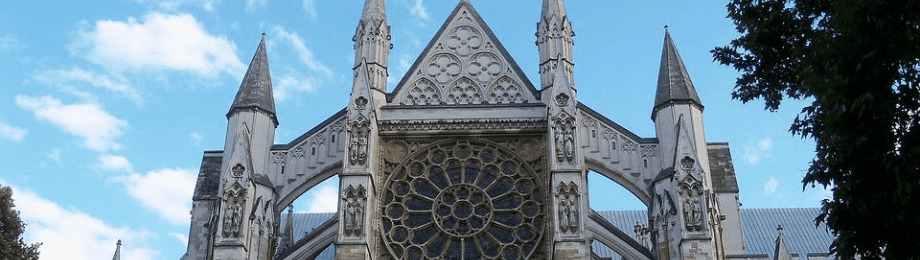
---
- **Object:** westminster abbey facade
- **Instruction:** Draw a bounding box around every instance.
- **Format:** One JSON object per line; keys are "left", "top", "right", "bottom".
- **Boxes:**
{"left": 181, "top": 0, "right": 834, "bottom": 259}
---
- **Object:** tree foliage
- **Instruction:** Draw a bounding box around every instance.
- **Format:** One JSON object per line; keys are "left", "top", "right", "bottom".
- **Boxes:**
{"left": 712, "top": 0, "right": 920, "bottom": 259}
{"left": 0, "top": 186, "right": 41, "bottom": 260}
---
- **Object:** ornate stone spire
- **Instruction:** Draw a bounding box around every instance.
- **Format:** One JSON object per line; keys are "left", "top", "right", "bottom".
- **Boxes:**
{"left": 112, "top": 240, "right": 121, "bottom": 260}
{"left": 537, "top": 0, "right": 575, "bottom": 89}
{"left": 354, "top": 0, "right": 391, "bottom": 84}
{"left": 653, "top": 27, "right": 703, "bottom": 113}
{"left": 228, "top": 34, "right": 277, "bottom": 124}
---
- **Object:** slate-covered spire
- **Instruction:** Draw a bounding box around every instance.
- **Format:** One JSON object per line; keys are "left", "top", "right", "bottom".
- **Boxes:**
{"left": 112, "top": 240, "right": 121, "bottom": 260}
{"left": 541, "top": 0, "right": 568, "bottom": 21}
{"left": 360, "top": 0, "right": 386, "bottom": 23}
{"left": 654, "top": 27, "right": 703, "bottom": 112}
{"left": 228, "top": 33, "right": 276, "bottom": 123}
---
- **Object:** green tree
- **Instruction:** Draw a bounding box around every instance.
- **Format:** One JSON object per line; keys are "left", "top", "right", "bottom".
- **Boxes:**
{"left": 0, "top": 185, "right": 41, "bottom": 260}
{"left": 712, "top": 0, "right": 920, "bottom": 259}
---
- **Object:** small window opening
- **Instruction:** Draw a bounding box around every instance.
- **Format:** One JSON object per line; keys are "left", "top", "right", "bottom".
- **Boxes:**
{"left": 331, "top": 135, "right": 336, "bottom": 143}
{"left": 643, "top": 158, "right": 648, "bottom": 168}
{"left": 311, "top": 147, "right": 316, "bottom": 155}
{"left": 281, "top": 165, "right": 286, "bottom": 174}
{"left": 591, "top": 129, "right": 596, "bottom": 138}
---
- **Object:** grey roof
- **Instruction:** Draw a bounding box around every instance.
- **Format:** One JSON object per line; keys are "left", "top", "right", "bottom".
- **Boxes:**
{"left": 742, "top": 208, "right": 834, "bottom": 259}
{"left": 228, "top": 34, "right": 276, "bottom": 122}
{"left": 192, "top": 153, "right": 221, "bottom": 200}
{"left": 653, "top": 28, "right": 703, "bottom": 114}
{"left": 288, "top": 208, "right": 833, "bottom": 259}
{"left": 708, "top": 143, "right": 740, "bottom": 193}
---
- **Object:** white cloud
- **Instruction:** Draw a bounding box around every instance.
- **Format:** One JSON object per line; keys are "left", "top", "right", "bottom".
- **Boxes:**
{"left": 302, "top": 0, "right": 318, "bottom": 20}
{"left": 246, "top": 0, "right": 267, "bottom": 12}
{"left": 189, "top": 132, "right": 204, "bottom": 146}
{"left": 71, "top": 12, "right": 245, "bottom": 78}
{"left": 1, "top": 181, "right": 161, "bottom": 260}
{"left": 406, "top": 0, "right": 430, "bottom": 20}
{"left": 110, "top": 168, "right": 197, "bottom": 225}
{"left": 742, "top": 138, "right": 773, "bottom": 165}
{"left": 95, "top": 155, "right": 134, "bottom": 172}
{"left": 269, "top": 26, "right": 333, "bottom": 102}
{"left": 764, "top": 176, "right": 779, "bottom": 194}
{"left": 132, "top": 0, "right": 220, "bottom": 12}
{"left": 31, "top": 67, "right": 142, "bottom": 105}
{"left": 47, "top": 148, "right": 62, "bottom": 163}
{"left": 0, "top": 120, "right": 27, "bottom": 142}
{"left": 169, "top": 232, "right": 189, "bottom": 246}
{"left": 299, "top": 184, "right": 338, "bottom": 213}
{"left": 15, "top": 95, "right": 128, "bottom": 152}
{"left": 0, "top": 33, "right": 24, "bottom": 51}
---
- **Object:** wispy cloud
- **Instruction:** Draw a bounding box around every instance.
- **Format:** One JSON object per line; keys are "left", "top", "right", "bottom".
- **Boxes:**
{"left": 189, "top": 132, "right": 204, "bottom": 146}
{"left": 0, "top": 120, "right": 27, "bottom": 142}
{"left": 1, "top": 181, "right": 161, "bottom": 260}
{"left": 269, "top": 26, "right": 333, "bottom": 102}
{"left": 70, "top": 12, "right": 245, "bottom": 78}
{"left": 405, "top": 0, "right": 429, "bottom": 20}
{"left": 742, "top": 138, "right": 773, "bottom": 165}
{"left": 302, "top": 0, "right": 318, "bottom": 20}
{"left": 763, "top": 176, "right": 779, "bottom": 194}
{"left": 132, "top": 0, "right": 220, "bottom": 12}
{"left": 95, "top": 154, "right": 134, "bottom": 172}
{"left": 246, "top": 0, "right": 267, "bottom": 12}
{"left": 15, "top": 95, "right": 128, "bottom": 152}
{"left": 31, "top": 67, "right": 142, "bottom": 105}
{"left": 47, "top": 148, "right": 62, "bottom": 163}
{"left": 0, "top": 33, "right": 24, "bottom": 51}
{"left": 110, "top": 168, "right": 198, "bottom": 225}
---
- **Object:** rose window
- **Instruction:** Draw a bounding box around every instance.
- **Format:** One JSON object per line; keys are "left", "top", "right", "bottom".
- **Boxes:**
{"left": 380, "top": 140, "right": 546, "bottom": 260}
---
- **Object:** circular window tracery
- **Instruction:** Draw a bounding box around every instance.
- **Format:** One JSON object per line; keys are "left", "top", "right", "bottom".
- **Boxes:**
{"left": 381, "top": 139, "right": 546, "bottom": 260}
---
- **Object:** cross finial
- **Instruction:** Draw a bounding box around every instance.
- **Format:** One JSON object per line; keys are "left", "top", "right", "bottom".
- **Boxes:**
{"left": 664, "top": 25, "right": 669, "bottom": 32}
{"left": 117, "top": 239, "right": 122, "bottom": 246}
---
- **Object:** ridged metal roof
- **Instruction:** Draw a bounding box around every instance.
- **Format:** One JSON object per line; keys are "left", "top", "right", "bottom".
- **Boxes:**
{"left": 286, "top": 208, "right": 833, "bottom": 259}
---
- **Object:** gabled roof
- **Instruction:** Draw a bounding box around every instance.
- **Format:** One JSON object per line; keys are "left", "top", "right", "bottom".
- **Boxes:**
{"left": 653, "top": 28, "right": 702, "bottom": 113}
{"left": 229, "top": 34, "right": 276, "bottom": 122}
{"left": 389, "top": 0, "right": 539, "bottom": 105}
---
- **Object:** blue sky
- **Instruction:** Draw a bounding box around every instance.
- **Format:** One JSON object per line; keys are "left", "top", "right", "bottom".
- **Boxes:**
{"left": 0, "top": 0, "right": 827, "bottom": 259}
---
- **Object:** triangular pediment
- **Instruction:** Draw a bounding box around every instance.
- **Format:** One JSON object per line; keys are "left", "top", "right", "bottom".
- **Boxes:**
{"left": 389, "top": 1, "right": 539, "bottom": 106}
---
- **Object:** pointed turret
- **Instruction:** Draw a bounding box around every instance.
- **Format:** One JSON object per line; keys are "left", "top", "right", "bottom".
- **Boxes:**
{"left": 354, "top": 0, "right": 391, "bottom": 94}
{"left": 112, "top": 240, "right": 121, "bottom": 260}
{"left": 774, "top": 225, "right": 794, "bottom": 260}
{"left": 229, "top": 33, "right": 277, "bottom": 125}
{"left": 537, "top": 0, "right": 575, "bottom": 90}
{"left": 653, "top": 27, "right": 703, "bottom": 117}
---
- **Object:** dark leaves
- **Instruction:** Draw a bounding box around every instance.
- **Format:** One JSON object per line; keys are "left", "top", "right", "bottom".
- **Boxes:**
{"left": 713, "top": 0, "right": 920, "bottom": 259}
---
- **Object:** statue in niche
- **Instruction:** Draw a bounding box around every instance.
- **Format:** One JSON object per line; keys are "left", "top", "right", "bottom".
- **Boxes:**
{"left": 566, "top": 193, "right": 578, "bottom": 231}
{"left": 553, "top": 114, "right": 576, "bottom": 162}
{"left": 556, "top": 182, "right": 579, "bottom": 233}
{"left": 348, "top": 118, "right": 369, "bottom": 166}
{"left": 221, "top": 186, "right": 245, "bottom": 239}
{"left": 558, "top": 197, "right": 570, "bottom": 232}
{"left": 344, "top": 197, "right": 356, "bottom": 233}
{"left": 681, "top": 181, "right": 705, "bottom": 231}
{"left": 342, "top": 185, "right": 366, "bottom": 237}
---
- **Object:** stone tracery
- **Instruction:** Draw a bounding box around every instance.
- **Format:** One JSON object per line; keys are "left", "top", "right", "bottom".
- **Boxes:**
{"left": 380, "top": 139, "right": 546, "bottom": 260}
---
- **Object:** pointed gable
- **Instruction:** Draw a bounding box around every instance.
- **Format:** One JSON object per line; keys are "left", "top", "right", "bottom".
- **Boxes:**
{"left": 390, "top": 1, "right": 539, "bottom": 106}
{"left": 229, "top": 34, "right": 276, "bottom": 120}
{"left": 654, "top": 29, "right": 702, "bottom": 112}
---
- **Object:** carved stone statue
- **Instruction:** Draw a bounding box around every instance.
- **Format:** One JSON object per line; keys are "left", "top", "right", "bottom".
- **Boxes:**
{"left": 345, "top": 197, "right": 356, "bottom": 233}
{"left": 558, "top": 198, "right": 570, "bottom": 232}
{"left": 554, "top": 128, "right": 565, "bottom": 161}
{"left": 354, "top": 197, "right": 365, "bottom": 231}
{"left": 566, "top": 194, "right": 578, "bottom": 231}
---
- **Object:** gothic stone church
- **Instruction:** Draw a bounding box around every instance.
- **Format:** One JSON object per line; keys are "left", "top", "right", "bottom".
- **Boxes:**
{"left": 182, "top": 0, "right": 834, "bottom": 259}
